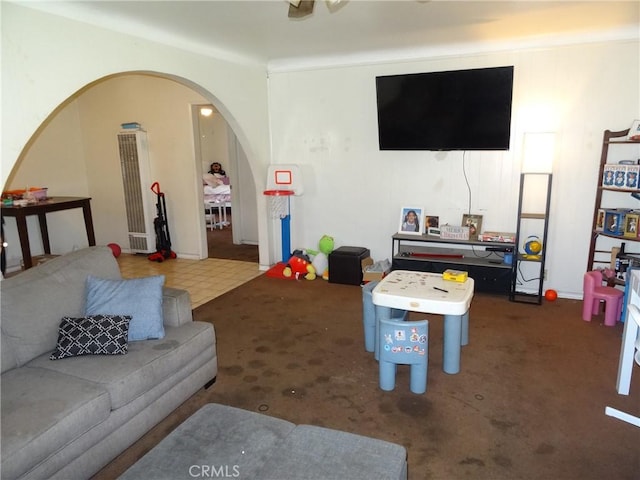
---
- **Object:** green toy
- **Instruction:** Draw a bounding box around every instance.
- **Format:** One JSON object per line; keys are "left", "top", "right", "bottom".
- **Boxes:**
{"left": 308, "top": 235, "right": 335, "bottom": 280}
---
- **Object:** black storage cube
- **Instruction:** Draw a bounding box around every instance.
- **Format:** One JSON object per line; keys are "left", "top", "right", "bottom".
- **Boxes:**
{"left": 329, "top": 246, "right": 370, "bottom": 285}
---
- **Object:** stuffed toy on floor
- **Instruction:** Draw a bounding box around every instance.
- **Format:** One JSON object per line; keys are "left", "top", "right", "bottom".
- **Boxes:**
{"left": 283, "top": 250, "right": 317, "bottom": 280}
{"left": 306, "top": 235, "right": 335, "bottom": 281}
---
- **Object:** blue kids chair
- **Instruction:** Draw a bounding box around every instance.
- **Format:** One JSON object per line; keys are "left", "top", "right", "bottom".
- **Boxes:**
{"left": 362, "top": 281, "right": 408, "bottom": 353}
{"left": 378, "top": 318, "right": 429, "bottom": 394}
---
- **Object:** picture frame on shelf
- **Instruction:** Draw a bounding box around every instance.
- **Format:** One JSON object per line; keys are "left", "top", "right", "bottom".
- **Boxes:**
{"left": 424, "top": 215, "right": 439, "bottom": 235}
{"left": 627, "top": 165, "right": 639, "bottom": 189}
{"left": 604, "top": 209, "right": 625, "bottom": 236}
{"left": 628, "top": 119, "right": 640, "bottom": 141}
{"left": 596, "top": 209, "right": 606, "bottom": 232}
{"left": 624, "top": 213, "right": 639, "bottom": 238}
{"left": 399, "top": 207, "right": 423, "bottom": 235}
{"left": 462, "top": 214, "right": 483, "bottom": 239}
{"left": 602, "top": 164, "right": 615, "bottom": 187}
{"left": 614, "top": 164, "right": 627, "bottom": 188}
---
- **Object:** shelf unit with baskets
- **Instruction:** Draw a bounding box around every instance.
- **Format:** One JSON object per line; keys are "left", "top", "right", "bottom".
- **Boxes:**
{"left": 588, "top": 128, "right": 640, "bottom": 280}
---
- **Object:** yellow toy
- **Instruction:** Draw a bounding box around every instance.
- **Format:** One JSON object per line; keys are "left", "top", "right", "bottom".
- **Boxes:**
{"left": 523, "top": 235, "right": 543, "bottom": 260}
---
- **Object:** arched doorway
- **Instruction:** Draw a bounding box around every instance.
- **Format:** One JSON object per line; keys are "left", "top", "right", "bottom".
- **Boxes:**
{"left": 193, "top": 104, "right": 259, "bottom": 262}
{"left": 2, "top": 73, "right": 259, "bottom": 268}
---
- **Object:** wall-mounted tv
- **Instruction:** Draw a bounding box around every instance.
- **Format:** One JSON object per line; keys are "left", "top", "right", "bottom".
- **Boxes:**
{"left": 376, "top": 66, "right": 514, "bottom": 151}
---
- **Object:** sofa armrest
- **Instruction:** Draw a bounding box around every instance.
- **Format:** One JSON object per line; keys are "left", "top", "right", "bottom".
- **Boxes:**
{"left": 162, "top": 287, "right": 193, "bottom": 327}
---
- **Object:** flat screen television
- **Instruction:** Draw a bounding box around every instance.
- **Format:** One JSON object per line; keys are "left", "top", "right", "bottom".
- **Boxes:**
{"left": 376, "top": 66, "right": 514, "bottom": 151}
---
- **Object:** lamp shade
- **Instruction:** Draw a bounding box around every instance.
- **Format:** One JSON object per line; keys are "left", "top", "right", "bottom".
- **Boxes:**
{"left": 522, "top": 132, "right": 555, "bottom": 173}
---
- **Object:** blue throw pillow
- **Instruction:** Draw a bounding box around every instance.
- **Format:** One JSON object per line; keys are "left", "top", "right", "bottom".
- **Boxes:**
{"left": 84, "top": 275, "right": 165, "bottom": 341}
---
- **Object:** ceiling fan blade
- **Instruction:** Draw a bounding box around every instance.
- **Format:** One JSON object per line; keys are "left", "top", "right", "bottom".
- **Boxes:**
{"left": 288, "top": 0, "right": 315, "bottom": 18}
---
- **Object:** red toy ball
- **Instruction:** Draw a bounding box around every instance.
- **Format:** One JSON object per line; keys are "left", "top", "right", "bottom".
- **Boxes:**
{"left": 544, "top": 289, "right": 558, "bottom": 302}
{"left": 107, "top": 243, "right": 121, "bottom": 258}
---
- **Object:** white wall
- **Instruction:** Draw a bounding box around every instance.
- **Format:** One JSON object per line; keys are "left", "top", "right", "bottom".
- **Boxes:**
{"left": 3, "top": 101, "right": 91, "bottom": 260}
{"left": 199, "top": 110, "right": 228, "bottom": 174}
{"left": 268, "top": 42, "right": 639, "bottom": 297}
{"left": 3, "top": 2, "right": 639, "bottom": 297}
{"left": 2, "top": 3, "right": 272, "bottom": 265}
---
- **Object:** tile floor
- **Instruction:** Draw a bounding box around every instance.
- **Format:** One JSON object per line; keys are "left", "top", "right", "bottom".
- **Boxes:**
{"left": 116, "top": 254, "right": 264, "bottom": 308}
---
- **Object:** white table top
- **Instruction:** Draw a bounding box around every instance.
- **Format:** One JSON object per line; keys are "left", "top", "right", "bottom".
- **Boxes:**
{"left": 372, "top": 270, "right": 474, "bottom": 315}
{"left": 617, "top": 269, "right": 640, "bottom": 395}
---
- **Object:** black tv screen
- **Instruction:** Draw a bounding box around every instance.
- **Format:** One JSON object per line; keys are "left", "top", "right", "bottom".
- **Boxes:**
{"left": 376, "top": 66, "right": 514, "bottom": 151}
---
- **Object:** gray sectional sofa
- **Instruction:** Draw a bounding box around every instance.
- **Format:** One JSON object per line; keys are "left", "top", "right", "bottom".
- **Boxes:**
{"left": 119, "top": 403, "right": 408, "bottom": 480}
{"left": 0, "top": 246, "right": 217, "bottom": 480}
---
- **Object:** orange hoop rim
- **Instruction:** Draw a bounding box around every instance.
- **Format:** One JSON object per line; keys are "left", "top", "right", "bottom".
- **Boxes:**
{"left": 263, "top": 189, "right": 294, "bottom": 196}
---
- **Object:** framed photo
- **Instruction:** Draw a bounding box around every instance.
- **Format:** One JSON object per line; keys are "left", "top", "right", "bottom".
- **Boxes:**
{"left": 602, "top": 164, "right": 615, "bottom": 187}
{"left": 398, "top": 207, "right": 423, "bottom": 235}
{"left": 614, "top": 165, "right": 627, "bottom": 188}
{"left": 424, "top": 215, "right": 440, "bottom": 235}
{"left": 462, "top": 214, "right": 483, "bottom": 239}
{"left": 624, "top": 213, "right": 639, "bottom": 238}
{"left": 628, "top": 119, "right": 640, "bottom": 141}
{"left": 596, "top": 208, "right": 606, "bottom": 232}
{"left": 627, "top": 165, "right": 640, "bottom": 189}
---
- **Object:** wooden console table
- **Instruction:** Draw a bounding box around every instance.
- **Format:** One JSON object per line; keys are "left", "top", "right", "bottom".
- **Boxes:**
{"left": 1, "top": 197, "right": 95, "bottom": 269}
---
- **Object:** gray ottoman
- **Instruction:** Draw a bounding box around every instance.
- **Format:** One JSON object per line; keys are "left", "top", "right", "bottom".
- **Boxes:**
{"left": 119, "top": 404, "right": 407, "bottom": 480}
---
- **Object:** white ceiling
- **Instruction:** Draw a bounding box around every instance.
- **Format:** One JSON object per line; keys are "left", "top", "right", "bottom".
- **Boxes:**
{"left": 15, "top": 1, "right": 640, "bottom": 70}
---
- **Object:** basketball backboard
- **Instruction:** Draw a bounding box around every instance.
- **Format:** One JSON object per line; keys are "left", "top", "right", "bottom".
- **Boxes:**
{"left": 266, "top": 164, "right": 303, "bottom": 195}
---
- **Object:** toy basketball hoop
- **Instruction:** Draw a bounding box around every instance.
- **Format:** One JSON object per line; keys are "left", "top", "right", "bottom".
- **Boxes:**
{"left": 264, "top": 189, "right": 294, "bottom": 219}
{"left": 264, "top": 189, "right": 294, "bottom": 263}
{"left": 264, "top": 165, "right": 303, "bottom": 264}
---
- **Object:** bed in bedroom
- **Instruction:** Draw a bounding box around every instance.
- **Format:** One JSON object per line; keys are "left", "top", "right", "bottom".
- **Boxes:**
{"left": 203, "top": 173, "right": 231, "bottom": 230}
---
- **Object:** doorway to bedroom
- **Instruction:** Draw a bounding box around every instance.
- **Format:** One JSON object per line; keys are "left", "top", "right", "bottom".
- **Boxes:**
{"left": 193, "top": 104, "right": 259, "bottom": 263}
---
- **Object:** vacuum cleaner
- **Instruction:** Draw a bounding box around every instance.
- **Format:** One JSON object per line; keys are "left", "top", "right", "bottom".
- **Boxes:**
{"left": 148, "top": 182, "right": 176, "bottom": 262}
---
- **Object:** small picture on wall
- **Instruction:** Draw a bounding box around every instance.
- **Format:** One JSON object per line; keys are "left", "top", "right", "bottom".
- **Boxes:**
{"left": 462, "top": 214, "right": 483, "bottom": 239}
{"left": 624, "top": 213, "right": 639, "bottom": 238}
{"left": 399, "top": 207, "right": 423, "bottom": 235}
{"left": 424, "top": 215, "right": 440, "bottom": 235}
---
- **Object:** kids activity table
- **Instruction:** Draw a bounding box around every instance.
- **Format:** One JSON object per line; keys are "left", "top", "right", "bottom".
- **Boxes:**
{"left": 372, "top": 270, "right": 474, "bottom": 374}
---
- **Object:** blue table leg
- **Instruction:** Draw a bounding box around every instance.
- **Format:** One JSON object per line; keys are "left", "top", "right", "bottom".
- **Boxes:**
{"left": 374, "top": 305, "right": 392, "bottom": 361}
{"left": 371, "top": 304, "right": 409, "bottom": 359}
{"left": 461, "top": 309, "right": 469, "bottom": 346}
{"left": 379, "top": 360, "right": 397, "bottom": 391}
{"left": 443, "top": 313, "right": 462, "bottom": 374}
{"left": 362, "top": 282, "right": 379, "bottom": 352}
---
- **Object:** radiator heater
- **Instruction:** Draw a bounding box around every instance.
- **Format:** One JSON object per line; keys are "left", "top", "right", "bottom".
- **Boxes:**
{"left": 117, "top": 130, "right": 154, "bottom": 254}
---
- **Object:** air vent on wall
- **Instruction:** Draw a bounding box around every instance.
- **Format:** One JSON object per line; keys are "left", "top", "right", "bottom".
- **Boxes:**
{"left": 117, "top": 130, "right": 154, "bottom": 253}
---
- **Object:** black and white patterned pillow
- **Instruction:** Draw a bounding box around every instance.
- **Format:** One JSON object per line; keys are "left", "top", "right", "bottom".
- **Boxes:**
{"left": 50, "top": 314, "right": 131, "bottom": 360}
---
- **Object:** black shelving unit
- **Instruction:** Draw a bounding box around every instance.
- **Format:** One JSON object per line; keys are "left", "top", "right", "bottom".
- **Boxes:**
{"left": 510, "top": 173, "right": 552, "bottom": 304}
{"left": 391, "top": 233, "right": 515, "bottom": 295}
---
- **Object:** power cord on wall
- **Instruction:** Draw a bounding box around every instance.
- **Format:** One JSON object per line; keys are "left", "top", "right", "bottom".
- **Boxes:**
{"left": 462, "top": 151, "right": 472, "bottom": 215}
{"left": 462, "top": 151, "right": 492, "bottom": 258}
